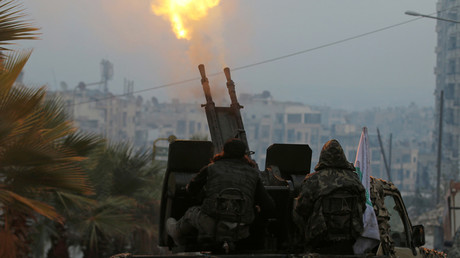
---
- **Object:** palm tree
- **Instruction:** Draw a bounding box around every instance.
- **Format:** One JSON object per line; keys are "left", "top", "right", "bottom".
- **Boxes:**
{"left": 0, "top": 2, "right": 165, "bottom": 257}
{"left": 0, "top": 1, "right": 103, "bottom": 257}
{"left": 65, "top": 143, "right": 164, "bottom": 257}
{"left": 0, "top": 81, "right": 105, "bottom": 257}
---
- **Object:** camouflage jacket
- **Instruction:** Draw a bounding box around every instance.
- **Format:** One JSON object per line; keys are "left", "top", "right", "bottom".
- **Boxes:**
{"left": 295, "top": 140, "right": 366, "bottom": 245}
{"left": 188, "top": 158, "right": 274, "bottom": 224}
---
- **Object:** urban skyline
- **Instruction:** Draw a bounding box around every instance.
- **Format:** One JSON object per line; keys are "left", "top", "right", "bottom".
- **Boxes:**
{"left": 21, "top": 0, "right": 436, "bottom": 111}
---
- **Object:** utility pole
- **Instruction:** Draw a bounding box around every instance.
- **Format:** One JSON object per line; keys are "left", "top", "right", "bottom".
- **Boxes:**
{"left": 436, "top": 90, "right": 444, "bottom": 204}
{"left": 388, "top": 133, "right": 392, "bottom": 176}
{"left": 377, "top": 128, "right": 392, "bottom": 181}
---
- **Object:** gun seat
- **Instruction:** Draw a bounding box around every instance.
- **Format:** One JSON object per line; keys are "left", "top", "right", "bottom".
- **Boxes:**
{"left": 265, "top": 143, "right": 312, "bottom": 190}
{"left": 159, "top": 140, "right": 214, "bottom": 247}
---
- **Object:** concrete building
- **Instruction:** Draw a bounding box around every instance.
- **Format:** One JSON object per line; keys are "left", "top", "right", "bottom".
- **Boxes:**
{"left": 239, "top": 92, "right": 322, "bottom": 168}
{"left": 49, "top": 86, "right": 148, "bottom": 147}
{"left": 143, "top": 98, "right": 210, "bottom": 144}
{"left": 435, "top": 0, "right": 460, "bottom": 182}
{"left": 390, "top": 147, "right": 419, "bottom": 192}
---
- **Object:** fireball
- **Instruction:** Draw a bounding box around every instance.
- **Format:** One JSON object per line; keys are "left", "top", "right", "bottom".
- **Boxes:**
{"left": 152, "top": 0, "right": 220, "bottom": 40}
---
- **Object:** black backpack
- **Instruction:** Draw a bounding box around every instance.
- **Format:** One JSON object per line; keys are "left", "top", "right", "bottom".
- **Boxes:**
{"left": 213, "top": 188, "right": 246, "bottom": 222}
{"left": 321, "top": 189, "right": 359, "bottom": 241}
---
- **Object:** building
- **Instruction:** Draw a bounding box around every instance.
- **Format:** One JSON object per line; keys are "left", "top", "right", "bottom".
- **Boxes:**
{"left": 49, "top": 85, "right": 148, "bottom": 147}
{"left": 239, "top": 92, "right": 322, "bottom": 168}
{"left": 435, "top": 0, "right": 460, "bottom": 182}
{"left": 143, "top": 98, "right": 210, "bottom": 144}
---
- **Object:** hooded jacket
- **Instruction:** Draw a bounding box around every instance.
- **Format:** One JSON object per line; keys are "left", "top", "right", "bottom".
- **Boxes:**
{"left": 188, "top": 157, "right": 274, "bottom": 224}
{"left": 295, "top": 139, "right": 366, "bottom": 245}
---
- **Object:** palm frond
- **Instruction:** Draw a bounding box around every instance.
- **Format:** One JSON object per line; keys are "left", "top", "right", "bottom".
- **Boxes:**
{"left": 0, "top": 49, "right": 32, "bottom": 93}
{"left": 0, "top": 0, "right": 39, "bottom": 48}
{"left": 39, "top": 96, "right": 72, "bottom": 128}
{"left": 0, "top": 87, "right": 46, "bottom": 141}
{"left": 55, "top": 191, "right": 97, "bottom": 214}
{"left": 62, "top": 132, "right": 105, "bottom": 157}
{"left": 0, "top": 188, "right": 62, "bottom": 222}
{"left": 2, "top": 163, "right": 93, "bottom": 195}
{"left": 73, "top": 196, "right": 137, "bottom": 251}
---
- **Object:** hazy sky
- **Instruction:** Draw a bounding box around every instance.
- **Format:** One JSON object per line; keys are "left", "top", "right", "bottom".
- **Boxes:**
{"left": 19, "top": 0, "right": 437, "bottom": 110}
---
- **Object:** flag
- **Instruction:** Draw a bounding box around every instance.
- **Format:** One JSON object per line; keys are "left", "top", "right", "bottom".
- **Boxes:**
{"left": 353, "top": 127, "right": 381, "bottom": 254}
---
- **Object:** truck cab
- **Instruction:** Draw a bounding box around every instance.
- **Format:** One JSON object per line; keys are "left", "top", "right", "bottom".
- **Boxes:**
{"left": 370, "top": 177, "right": 444, "bottom": 257}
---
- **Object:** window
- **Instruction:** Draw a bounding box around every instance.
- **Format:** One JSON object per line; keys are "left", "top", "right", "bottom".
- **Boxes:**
{"left": 405, "top": 170, "right": 410, "bottom": 178}
{"left": 261, "top": 125, "right": 270, "bottom": 139}
{"left": 446, "top": 84, "right": 455, "bottom": 100}
{"left": 446, "top": 109, "right": 454, "bottom": 125}
{"left": 273, "top": 129, "right": 284, "bottom": 142}
{"left": 311, "top": 128, "right": 319, "bottom": 145}
{"left": 402, "top": 154, "right": 411, "bottom": 163}
{"left": 448, "top": 59, "right": 456, "bottom": 74}
{"left": 287, "top": 129, "right": 295, "bottom": 142}
{"left": 449, "top": 36, "right": 457, "bottom": 50}
{"left": 304, "top": 113, "right": 321, "bottom": 124}
{"left": 189, "top": 121, "right": 195, "bottom": 135}
{"left": 287, "top": 114, "right": 301, "bottom": 123}
{"left": 384, "top": 195, "right": 409, "bottom": 247}
{"left": 398, "top": 169, "right": 404, "bottom": 182}
{"left": 276, "top": 113, "right": 284, "bottom": 124}
{"left": 176, "top": 120, "right": 186, "bottom": 135}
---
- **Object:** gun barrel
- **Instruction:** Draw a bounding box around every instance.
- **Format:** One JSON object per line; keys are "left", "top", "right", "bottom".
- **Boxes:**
{"left": 224, "top": 67, "right": 240, "bottom": 108}
{"left": 224, "top": 67, "right": 231, "bottom": 82}
{"left": 199, "top": 64, "right": 213, "bottom": 104}
{"left": 198, "top": 64, "right": 207, "bottom": 80}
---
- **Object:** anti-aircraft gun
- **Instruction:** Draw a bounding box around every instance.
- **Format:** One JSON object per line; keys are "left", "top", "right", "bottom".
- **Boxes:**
{"left": 157, "top": 64, "right": 312, "bottom": 254}
{"left": 113, "top": 65, "right": 445, "bottom": 258}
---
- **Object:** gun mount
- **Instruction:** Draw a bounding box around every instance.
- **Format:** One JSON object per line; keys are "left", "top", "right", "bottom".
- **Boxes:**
{"left": 199, "top": 64, "right": 251, "bottom": 157}
{"left": 158, "top": 65, "right": 312, "bottom": 254}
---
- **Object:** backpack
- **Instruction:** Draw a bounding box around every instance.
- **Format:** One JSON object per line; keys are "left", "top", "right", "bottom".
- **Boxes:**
{"left": 213, "top": 188, "right": 247, "bottom": 222}
{"left": 207, "top": 188, "right": 250, "bottom": 252}
{"left": 321, "top": 189, "right": 359, "bottom": 241}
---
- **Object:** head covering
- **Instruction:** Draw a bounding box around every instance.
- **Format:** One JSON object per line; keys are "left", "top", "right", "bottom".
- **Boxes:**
{"left": 223, "top": 138, "right": 246, "bottom": 158}
{"left": 314, "top": 139, "right": 355, "bottom": 171}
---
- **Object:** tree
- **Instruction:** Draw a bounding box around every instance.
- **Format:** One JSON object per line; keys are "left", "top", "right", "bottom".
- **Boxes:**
{"left": 0, "top": 1, "right": 102, "bottom": 257}
{"left": 67, "top": 143, "right": 164, "bottom": 257}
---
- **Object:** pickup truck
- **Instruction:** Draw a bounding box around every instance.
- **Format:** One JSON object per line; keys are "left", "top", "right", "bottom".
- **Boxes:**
{"left": 149, "top": 140, "right": 445, "bottom": 258}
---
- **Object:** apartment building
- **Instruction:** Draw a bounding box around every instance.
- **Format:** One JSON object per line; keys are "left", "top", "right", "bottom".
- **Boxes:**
{"left": 143, "top": 98, "right": 210, "bottom": 144}
{"left": 435, "top": 0, "right": 460, "bottom": 181}
{"left": 49, "top": 85, "right": 148, "bottom": 147}
{"left": 239, "top": 92, "right": 322, "bottom": 168}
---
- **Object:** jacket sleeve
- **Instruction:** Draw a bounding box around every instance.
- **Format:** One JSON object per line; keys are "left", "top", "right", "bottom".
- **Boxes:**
{"left": 295, "top": 182, "right": 314, "bottom": 217}
{"left": 254, "top": 179, "right": 276, "bottom": 213}
{"left": 186, "top": 165, "right": 208, "bottom": 195}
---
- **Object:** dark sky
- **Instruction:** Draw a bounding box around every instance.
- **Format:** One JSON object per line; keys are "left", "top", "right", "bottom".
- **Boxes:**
{"left": 20, "top": 0, "right": 436, "bottom": 110}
